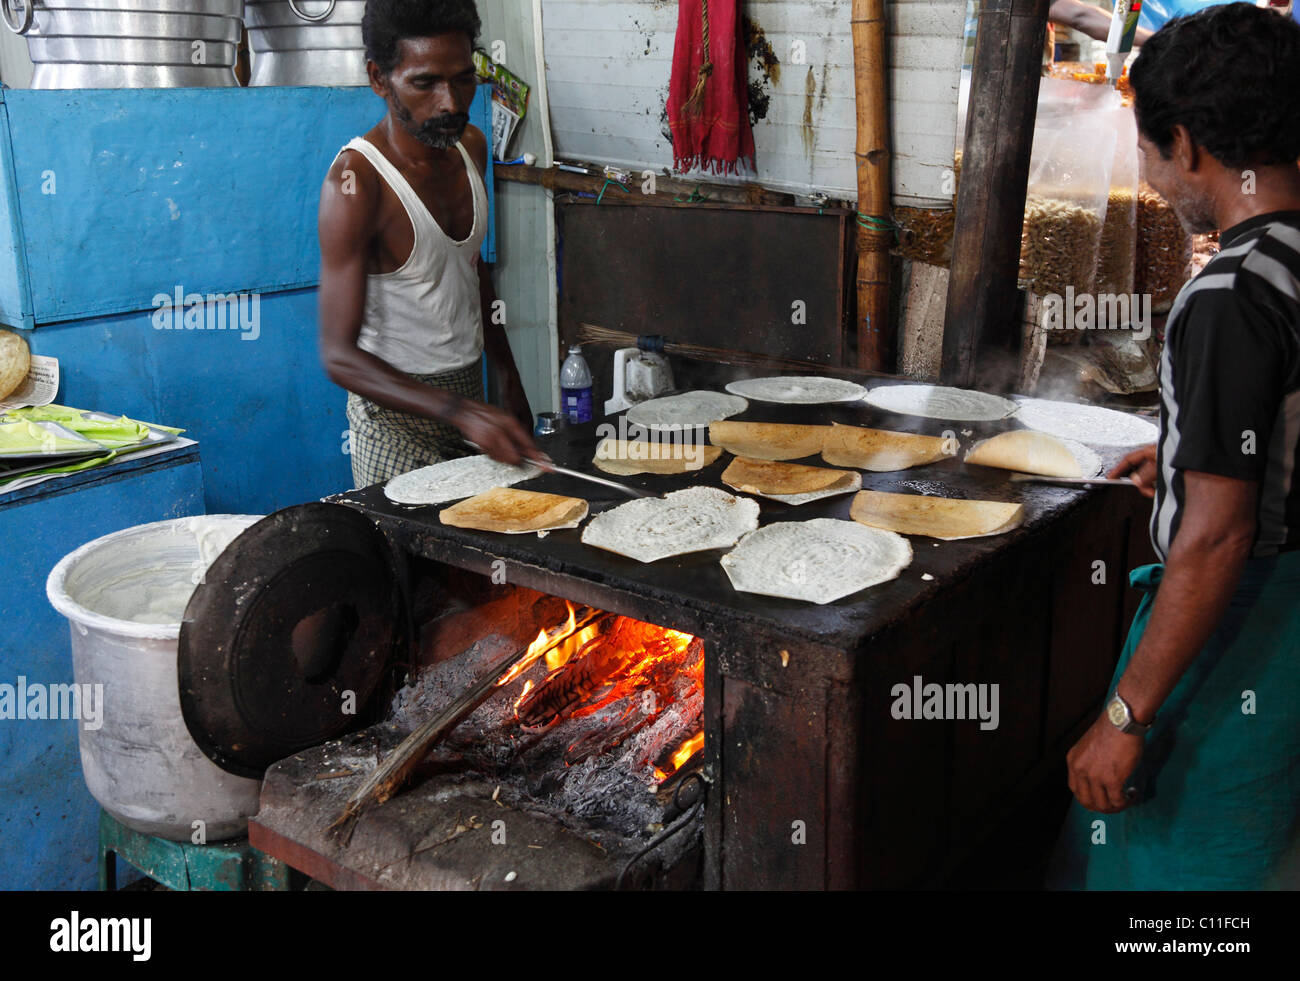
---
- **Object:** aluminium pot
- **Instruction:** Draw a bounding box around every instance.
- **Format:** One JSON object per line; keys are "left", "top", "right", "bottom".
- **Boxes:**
{"left": 245, "top": 0, "right": 367, "bottom": 87}
{"left": 2, "top": 0, "right": 244, "bottom": 89}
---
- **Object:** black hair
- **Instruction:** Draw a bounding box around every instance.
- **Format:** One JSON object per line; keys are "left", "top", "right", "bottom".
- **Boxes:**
{"left": 363, "top": 0, "right": 482, "bottom": 75}
{"left": 1129, "top": 2, "right": 1300, "bottom": 168}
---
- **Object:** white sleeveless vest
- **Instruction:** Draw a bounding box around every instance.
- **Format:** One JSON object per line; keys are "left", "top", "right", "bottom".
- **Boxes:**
{"left": 334, "top": 136, "right": 489, "bottom": 374}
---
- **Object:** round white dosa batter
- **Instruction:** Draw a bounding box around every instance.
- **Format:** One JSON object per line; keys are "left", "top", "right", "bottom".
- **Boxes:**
{"left": 864, "top": 384, "right": 1018, "bottom": 422}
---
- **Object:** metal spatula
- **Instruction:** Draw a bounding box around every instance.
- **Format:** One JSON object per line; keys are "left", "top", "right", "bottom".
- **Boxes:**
{"left": 1009, "top": 473, "right": 1134, "bottom": 487}
{"left": 463, "top": 441, "right": 653, "bottom": 498}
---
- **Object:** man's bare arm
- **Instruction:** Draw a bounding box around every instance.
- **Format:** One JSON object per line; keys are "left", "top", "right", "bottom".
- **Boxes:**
{"left": 1067, "top": 470, "right": 1256, "bottom": 812}
{"left": 1115, "top": 471, "right": 1257, "bottom": 724}
{"left": 1049, "top": 1, "right": 1154, "bottom": 46}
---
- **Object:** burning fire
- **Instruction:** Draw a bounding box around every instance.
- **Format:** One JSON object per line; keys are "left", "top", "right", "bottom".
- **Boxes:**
{"left": 654, "top": 731, "right": 705, "bottom": 782}
{"left": 501, "top": 603, "right": 704, "bottom": 783}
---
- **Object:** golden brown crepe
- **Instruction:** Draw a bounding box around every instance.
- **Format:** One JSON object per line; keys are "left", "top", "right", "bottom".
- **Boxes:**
{"left": 707, "top": 421, "right": 831, "bottom": 461}
{"left": 721, "top": 457, "right": 858, "bottom": 496}
{"left": 821, "top": 422, "right": 957, "bottom": 472}
{"left": 440, "top": 487, "right": 588, "bottom": 534}
{"left": 593, "top": 438, "right": 722, "bottom": 475}
{"left": 850, "top": 490, "right": 1025, "bottom": 541}
{"left": 964, "top": 430, "right": 1098, "bottom": 478}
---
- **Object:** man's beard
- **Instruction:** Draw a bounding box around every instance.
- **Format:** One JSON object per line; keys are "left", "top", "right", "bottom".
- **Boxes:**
{"left": 391, "top": 93, "right": 469, "bottom": 149}
{"left": 1165, "top": 184, "right": 1219, "bottom": 236}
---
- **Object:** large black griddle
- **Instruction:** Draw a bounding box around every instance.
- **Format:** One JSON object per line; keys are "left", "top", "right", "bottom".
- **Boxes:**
{"left": 179, "top": 503, "right": 407, "bottom": 778}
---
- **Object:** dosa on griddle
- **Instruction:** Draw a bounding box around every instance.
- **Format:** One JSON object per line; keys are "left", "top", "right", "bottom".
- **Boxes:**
{"left": 580, "top": 486, "right": 760, "bottom": 563}
{"left": 964, "top": 430, "right": 1101, "bottom": 478}
{"left": 821, "top": 423, "right": 956, "bottom": 472}
{"left": 440, "top": 487, "right": 588, "bottom": 534}
{"left": 708, "top": 421, "right": 830, "bottom": 461}
{"left": 721, "top": 457, "right": 860, "bottom": 504}
{"left": 849, "top": 490, "right": 1024, "bottom": 541}
{"left": 720, "top": 519, "right": 912, "bottom": 605}
{"left": 593, "top": 438, "right": 722, "bottom": 475}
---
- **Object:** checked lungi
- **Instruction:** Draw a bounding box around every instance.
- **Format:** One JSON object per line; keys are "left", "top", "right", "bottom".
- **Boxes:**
{"left": 345, "top": 361, "right": 483, "bottom": 488}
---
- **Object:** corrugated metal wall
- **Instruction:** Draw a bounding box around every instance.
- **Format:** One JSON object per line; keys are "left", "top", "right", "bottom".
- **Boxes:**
{"left": 540, "top": 0, "right": 966, "bottom": 206}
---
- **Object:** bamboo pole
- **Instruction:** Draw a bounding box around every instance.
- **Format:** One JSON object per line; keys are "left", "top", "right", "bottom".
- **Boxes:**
{"left": 851, "top": 0, "right": 892, "bottom": 372}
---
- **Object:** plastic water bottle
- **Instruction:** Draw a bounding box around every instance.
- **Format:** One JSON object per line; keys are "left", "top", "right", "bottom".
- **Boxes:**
{"left": 560, "top": 345, "right": 594, "bottom": 424}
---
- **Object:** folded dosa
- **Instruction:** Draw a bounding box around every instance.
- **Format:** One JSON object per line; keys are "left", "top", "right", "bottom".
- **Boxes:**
{"left": 721, "top": 457, "right": 860, "bottom": 505}
{"left": 964, "top": 430, "right": 1101, "bottom": 478}
{"left": 441, "top": 487, "right": 588, "bottom": 534}
{"left": 593, "top": 438, "right": 721, "bottom": 475}
{"left": 850, "top": 490, "right": 1024, "bottom": 540}
{"left": 708, "top": 421, "right": 830, "bottom": 461}
{"left": 821, "top": 423, "right": 957, "bottom": 472}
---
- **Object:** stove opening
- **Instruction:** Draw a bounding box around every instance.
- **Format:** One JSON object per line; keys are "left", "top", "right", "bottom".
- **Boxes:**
{"left": 392, "top": 595, "right": 707, "bottom": 843}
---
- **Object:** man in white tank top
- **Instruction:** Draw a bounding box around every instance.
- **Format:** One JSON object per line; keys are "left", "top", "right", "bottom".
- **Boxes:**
{"left": 318, "top": 0, "right": 537, "bottom": 486}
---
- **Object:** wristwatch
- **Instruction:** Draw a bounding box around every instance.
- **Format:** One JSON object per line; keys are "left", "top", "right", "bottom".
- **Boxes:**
{"left": 1106, "top": 691, "right": 1153, "bottom": 736}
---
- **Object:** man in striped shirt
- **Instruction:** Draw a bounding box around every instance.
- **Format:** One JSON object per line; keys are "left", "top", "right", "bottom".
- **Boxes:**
{"left": 1058, "top": 3, "right": 1300, "bottom": 888}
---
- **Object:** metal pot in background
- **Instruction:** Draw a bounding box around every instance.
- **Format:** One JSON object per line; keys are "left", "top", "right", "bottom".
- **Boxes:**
{"left": 245, "top": 0, "right": 367, "bottom": 87}
{"left": 2, "top": 0, "right": 245, "bottom": 90}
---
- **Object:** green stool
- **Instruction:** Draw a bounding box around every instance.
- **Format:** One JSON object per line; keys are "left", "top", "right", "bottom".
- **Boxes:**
{"left": 97, "top": 810, "right": 292, "bottom": 891}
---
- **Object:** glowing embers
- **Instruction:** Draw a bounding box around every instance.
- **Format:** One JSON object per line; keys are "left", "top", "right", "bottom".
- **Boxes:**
{"left": 505, "top": 602, "right": 704, "bottom": 783}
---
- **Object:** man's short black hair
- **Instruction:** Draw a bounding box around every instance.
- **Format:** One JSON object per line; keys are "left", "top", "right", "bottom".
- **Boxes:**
{"left": 1129, "top": 2, "right": 1300, "bottom": 169}
{"left": 363, "top": 0, "right": 482, "bottom": 75}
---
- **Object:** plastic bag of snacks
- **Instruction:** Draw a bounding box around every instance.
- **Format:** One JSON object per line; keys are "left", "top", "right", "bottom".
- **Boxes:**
{"left": 1095, "top": 106, "right": 1139, "bottom": 304}
{"left": 1135, "top": 179, "right": 1193, "bottom": 312}
{"left": 1018, "top": 80, "right": 1118, "bottom": 299}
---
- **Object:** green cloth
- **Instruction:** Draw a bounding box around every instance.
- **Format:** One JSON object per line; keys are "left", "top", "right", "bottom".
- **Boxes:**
{"left": 1051, "top": 553, "right": 1300, "bottom": 889}
{"left": 0, "top": 419, "right": 91, "bottom": 454}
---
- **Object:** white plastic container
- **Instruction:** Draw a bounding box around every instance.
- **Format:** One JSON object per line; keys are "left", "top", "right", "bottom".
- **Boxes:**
{"left": 46, "top": 515, "right": 263, "bottom": 842}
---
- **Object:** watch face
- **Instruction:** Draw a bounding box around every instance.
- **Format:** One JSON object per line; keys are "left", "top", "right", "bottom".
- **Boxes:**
{"left": 1107, "top": 697, "right": 1128, "bottom": 728}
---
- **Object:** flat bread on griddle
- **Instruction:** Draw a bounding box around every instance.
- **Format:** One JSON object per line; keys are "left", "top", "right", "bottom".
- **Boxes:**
{"left": 724, "top": 375, "right": 866, "bottom": 404}
{"left": 708, "top": 421, "right": 830, "bottom": 461}
{"left": 0, "top": 330, "right": 31, "bottom": 402}
{"left": 440, "top": 487, "right": 588, "bottom": 534}
{"left": 384, "top": 454, "right": 541, "bottom": 505}
{"left": 580, "top": 486, "right": 760, "bottom": 563}
{"left": 721, "top": 519, "right": 912, "bottom": 604}
{"left": 964, "top": 430, "right": 1102, "bottom": 479}
{"left": 593, "top": 438, "right": 721, "bottom": 475}
{"left": 863, "top": 383, "right": 1018, "bottom": 422}
{"left": 850, "top": 490, "right": 1024, "bottom": 540}
{"left": 821, "top": 423, "right": 957, "bottom": 472}
{"left": 721, "top": 457, "right": 861, "bottom": 506}
{"left": 625, "top": 391, "right": 748, "bottom": 430}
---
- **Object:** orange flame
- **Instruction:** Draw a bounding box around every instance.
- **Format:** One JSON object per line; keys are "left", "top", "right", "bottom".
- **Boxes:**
{"left": 670, "top": 731, "right": 705, "bottom": 771}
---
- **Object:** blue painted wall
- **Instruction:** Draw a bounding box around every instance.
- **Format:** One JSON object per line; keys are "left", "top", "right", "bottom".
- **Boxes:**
{"left": 0, "top": 451, "right": 205, "bottom": 890}
{"left": 27, "top": 290, "right": 353, "bottom": 514}
{"left": 0, "top": 86, "right": 495, "bottom": 329}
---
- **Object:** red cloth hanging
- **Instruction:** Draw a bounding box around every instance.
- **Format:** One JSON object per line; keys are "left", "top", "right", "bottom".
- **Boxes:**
{"left": 666, "top": 0, "right": 756, "bottom": 175}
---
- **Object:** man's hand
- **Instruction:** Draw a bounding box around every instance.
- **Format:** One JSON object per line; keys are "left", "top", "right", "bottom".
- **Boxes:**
{"left": 1066, "top": 713, "right": 1144, "bottom": 813}
{"left": 1109, "top": 443, "right": 1158, "bottom": 498}
{"left": 451, "top": 400, "right": 540, "bottom": 466}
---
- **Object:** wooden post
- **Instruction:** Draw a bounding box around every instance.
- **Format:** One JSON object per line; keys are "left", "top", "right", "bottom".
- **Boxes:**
{"left": 851, "top": 0, "right": 892, "bottom": 372}
{"left": 941, "top": 0, "right": 1050, "bottom": 388}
